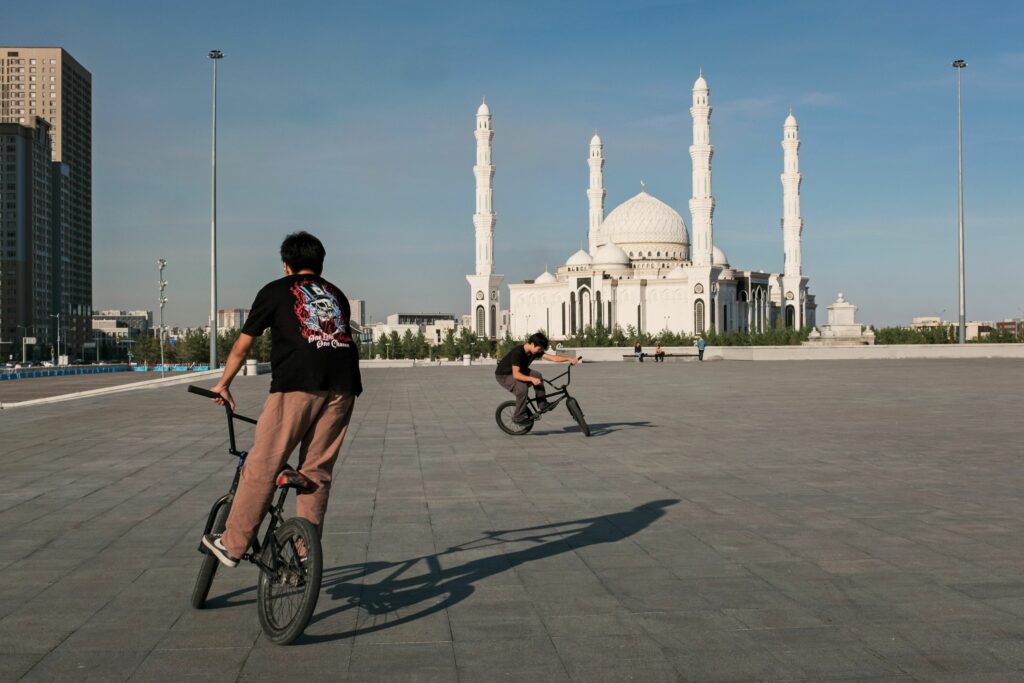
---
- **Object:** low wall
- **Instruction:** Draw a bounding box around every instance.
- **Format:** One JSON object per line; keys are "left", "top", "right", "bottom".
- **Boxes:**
{"left": 1, "top": 364, "right": 131, "bottom": 381}
{"left": 559, "top": 344, "right": 1024, "bottom": 362}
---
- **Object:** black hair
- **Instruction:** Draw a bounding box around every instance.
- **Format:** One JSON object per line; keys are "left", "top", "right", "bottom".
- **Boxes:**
{"left": 528, "top": 332, "right": 549, "bottom": 350}
{"left": 280, "top": 231, "right": 326, "bottom": 275}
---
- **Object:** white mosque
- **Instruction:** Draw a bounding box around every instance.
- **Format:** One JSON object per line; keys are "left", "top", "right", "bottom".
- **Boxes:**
{"left": 466, "top": 71, "right": 815, "bottom": 341}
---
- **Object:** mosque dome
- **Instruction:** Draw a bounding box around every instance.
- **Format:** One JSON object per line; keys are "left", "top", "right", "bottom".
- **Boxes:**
{"left": 694, "top": 73, "right": 708, "bottom": 91}
{"left": 590, "top": 132, "right": 601, "bottom": 145}
{"left": 593, "top": 242, "right": 630, "bottom": 266}
{"left": 666, "top": 265, "right": 688, "bottom": 279}
{"left": 565, "top": 249, "right": 593, "bottom": 267}
{"left": 601, "top": 191, "right": 689, "bottom": 252}
{"left": 477, "top": 100, "right": 490, "bottom": 116}
{"left": 712, "top": 245, "right": 729, "bottom": 266}
{"left": 785, "top": 112, "right": 797, "bottom": 127}
{"left": 534, "top": 270, "right": 557, "bottom": 284}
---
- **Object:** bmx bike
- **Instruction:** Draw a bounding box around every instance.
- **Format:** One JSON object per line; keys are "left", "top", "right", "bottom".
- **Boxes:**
{"left": 495, "top": 359, "right": 590, "bottom": 437}
{"left": 187, "top": 385, "right": 323, "bottom": 646}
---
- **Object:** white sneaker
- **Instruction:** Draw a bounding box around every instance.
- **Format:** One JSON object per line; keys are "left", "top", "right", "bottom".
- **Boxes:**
{"left": 202, "top": 534, "right": 239, "bottom": 568}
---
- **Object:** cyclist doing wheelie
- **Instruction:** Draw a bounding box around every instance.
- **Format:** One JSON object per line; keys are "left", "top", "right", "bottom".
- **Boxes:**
{"left": 201, "top": 231, "right": 362, "bottom": 569}
{"left": 495, "top": 332, "right": 577, "bottom": 425}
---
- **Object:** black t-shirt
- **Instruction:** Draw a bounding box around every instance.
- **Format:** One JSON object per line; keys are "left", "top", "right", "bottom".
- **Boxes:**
{"left": 496, "top": 345, "right": 542, "bottom": 376}
{"left": 241, "top": 274, "right": 362, "bottom": 395}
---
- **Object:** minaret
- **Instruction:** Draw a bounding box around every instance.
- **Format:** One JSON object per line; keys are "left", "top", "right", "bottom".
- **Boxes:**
{"left": 688, "top": 69, "right": 715, "bottom": 267}
{"left": 587, "top": 131, "right": 606, "bottom": 254}
{"left": 473, "top": 99, "right": 495, "bottom": 276}
{"left": 781, "top": 111, "right": 802, "bottom": 277}
{"left": 466, "top": 99, "right": 504, "bottom": 339}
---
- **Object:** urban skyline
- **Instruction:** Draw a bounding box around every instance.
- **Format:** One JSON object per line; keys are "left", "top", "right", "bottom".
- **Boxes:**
{"left": 6, "top": 1, "right": 1024, "bottom": 329}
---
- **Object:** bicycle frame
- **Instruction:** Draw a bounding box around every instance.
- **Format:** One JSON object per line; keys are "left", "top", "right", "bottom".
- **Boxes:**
{"left": 188, "top": 385, "right": 294, "bottom": 575}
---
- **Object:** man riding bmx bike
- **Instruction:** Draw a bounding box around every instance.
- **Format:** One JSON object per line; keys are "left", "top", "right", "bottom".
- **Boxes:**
{"left": 495, "top": 332, "right": 578, "bottom": 425}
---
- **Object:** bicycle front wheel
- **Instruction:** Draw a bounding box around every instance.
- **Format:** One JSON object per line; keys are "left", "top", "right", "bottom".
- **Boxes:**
{"left": 496, "top": 400, "right": 533, "bottom": 435}
{"left": 566, "top": 397, "right": 590, "bottom": 437}
{"left": 257, "top": 517, "right": 323, "bottom": 645}
{"left": 191, "top": 500, "right": 231, "bottom": 609}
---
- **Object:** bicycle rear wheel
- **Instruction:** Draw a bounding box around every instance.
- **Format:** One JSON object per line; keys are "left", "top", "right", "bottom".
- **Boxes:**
{"left": 257, "top": 517, "right": 323, "bottom": 645}
{"left": 566, "top": 397, "right": 590, "bottom": 437}
{"left": 496, "top": 400, "right": 533, "bottom": 435}
{"left": 191, "top": 500, "right": 231, "bottom": 609}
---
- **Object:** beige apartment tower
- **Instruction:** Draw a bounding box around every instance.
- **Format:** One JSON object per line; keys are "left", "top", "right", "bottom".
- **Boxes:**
{"left": 0, "top": 46, "right": 92, "bottom": 358}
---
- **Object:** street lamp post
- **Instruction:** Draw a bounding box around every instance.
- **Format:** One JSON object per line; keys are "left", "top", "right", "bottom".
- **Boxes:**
{"left": 158, "top": 259, "right": 168, "bottom": 379}
{"left": 209, "top": 49, "right": 224, "bottom": 369}
{"left": 49, "top": 313, "right": 61, "bottom": 364}
{"left": 953, "top": 59, "right": 967, "bottom": 344}
{"left": 16, "top": 325, "right": 30, "bottom": 362}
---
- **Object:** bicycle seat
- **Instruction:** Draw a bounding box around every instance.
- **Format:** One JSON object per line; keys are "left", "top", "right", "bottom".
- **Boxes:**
{"left": 275, "top": 468, "right": 318, "bottom": 494}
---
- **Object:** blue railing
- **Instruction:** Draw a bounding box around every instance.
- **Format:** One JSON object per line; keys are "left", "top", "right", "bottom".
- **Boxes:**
{"left": 1, "top": 364, "right": 214, "bottom": 381}
{"left": 0, "top": 365, "right": 130, "bottom": 381}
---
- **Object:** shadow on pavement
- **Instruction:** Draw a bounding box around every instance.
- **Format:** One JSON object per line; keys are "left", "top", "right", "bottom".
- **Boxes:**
{"left": 533, "top": 420, "right": 654, "bottom": 437}
{"left": 294, "top": 498, "right": 679, "bottom": 644}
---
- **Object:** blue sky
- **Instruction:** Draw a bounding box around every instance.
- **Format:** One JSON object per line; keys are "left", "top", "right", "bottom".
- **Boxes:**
{"left": 10, "top": 0, "right": 1024, "bottom": 326}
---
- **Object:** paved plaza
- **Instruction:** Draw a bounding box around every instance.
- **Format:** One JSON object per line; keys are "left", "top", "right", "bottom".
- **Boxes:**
{"left": 0, "top": 371, "right": 160, "bottom": 403}
{"left": 1, "top": 359, "right": 1023, "bottom": 681}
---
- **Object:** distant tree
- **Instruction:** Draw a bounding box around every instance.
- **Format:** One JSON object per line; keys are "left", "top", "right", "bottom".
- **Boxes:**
{"left": 251, "top": 329, "right": 272, "bottom": 362}
{"left": 180, "top": 329, "right": 211, "bottom": 363}
{"left": 441, "top": 328, "right": 458, "bottom": 360}
{"left": 497, "top": 330, "right": 518, "bottom": 358}
{"left": 218, "top": 328, "right": 241, "bottom": 363}
{"left": 385, "top": 330, "right": 402, "bottom": 359}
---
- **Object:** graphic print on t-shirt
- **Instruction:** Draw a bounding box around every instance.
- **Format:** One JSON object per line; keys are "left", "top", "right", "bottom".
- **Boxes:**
{"left": 291, "top": 280, "right": 352, "bottom": 348}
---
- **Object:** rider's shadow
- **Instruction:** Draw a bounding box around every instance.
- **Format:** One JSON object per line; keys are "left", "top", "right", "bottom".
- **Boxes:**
{"left": 534, "top": 420, "right": 655, "bottom": 437}
{"left": 300, "top": 498, "right": 678, "bottom": 643}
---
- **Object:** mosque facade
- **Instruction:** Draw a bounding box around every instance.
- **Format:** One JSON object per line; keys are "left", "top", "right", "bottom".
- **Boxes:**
{"left": 467, "top": 72, "right": 815, "bottom": 341}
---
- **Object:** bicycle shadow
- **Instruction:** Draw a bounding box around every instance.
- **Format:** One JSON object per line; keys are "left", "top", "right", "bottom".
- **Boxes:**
{"left": 533, "top": 420, "right": 654, "bottom": 437}
{"left": 296, "top": 498, "right": 678, "bottom": 644}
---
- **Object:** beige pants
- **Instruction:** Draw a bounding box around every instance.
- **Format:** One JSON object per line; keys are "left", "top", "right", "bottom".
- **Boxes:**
{"left": 221, "top": 389, "right": 354, "bottom": 557}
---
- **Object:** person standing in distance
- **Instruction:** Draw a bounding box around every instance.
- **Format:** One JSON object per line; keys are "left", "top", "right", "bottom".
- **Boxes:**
{"left": 495, "top": 332, "right": 577, "bottom": 425}
{"left": 201, "top": 231, "right": 362, "bottom": 568}
{"left": 695, "top": 335, "right": 706, "bottom": 362}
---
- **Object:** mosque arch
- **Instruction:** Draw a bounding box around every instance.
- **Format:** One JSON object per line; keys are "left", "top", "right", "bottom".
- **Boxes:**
{"left": 579, "top": 287, "right": 591, "bottom": 329}
{"left": 569, "top": 292, "right": 577, "bottom": 335}
{"left": 694, "top": 299, "right": 705, "bottom": 334}
{"left": 785, "top": 304, "right": 795, "bottom": 329}
{"left": 475, "top": 306, "right": 486, "bottom": 337}
{"left": 490, "top": 305, "right": 497, "bottom": 337}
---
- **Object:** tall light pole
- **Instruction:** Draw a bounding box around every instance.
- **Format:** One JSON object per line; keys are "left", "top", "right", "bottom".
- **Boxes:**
{"left": 209, "top": 49, "right": 224, "bottom": 368}
{"left": 158, "top": 259, "right": 168, "bottom": 379}
{"left": 953, "top": 59, "right": 967, "bottom": 344}
{"left": 49, "top": 313, "right": 61, "bottom": 364}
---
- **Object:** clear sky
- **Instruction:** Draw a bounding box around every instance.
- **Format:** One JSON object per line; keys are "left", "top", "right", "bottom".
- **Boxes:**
{"left": 9, "top": 0, "right": 1024, "bottom": 326}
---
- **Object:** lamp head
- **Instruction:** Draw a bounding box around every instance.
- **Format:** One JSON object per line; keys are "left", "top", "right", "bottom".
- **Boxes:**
{"left": 208, "top": 50, "right": 224, "bottom": 60}
{"left": 952, "top": 59, "right": 967, "bottom": 68}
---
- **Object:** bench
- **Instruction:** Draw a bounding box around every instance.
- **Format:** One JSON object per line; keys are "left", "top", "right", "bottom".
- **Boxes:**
{"left": 621, "top": 352, "right": 698, "bottom": 362}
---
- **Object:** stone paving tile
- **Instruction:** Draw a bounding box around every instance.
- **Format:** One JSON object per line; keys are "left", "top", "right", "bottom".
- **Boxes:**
{"left": 3, "top": 360, "right": 1024, "bottom": 680}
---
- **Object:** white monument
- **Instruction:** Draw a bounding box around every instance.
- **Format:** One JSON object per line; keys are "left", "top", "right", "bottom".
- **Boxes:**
{"left": 807, "top": 293, "right": 875, "bottom": 345}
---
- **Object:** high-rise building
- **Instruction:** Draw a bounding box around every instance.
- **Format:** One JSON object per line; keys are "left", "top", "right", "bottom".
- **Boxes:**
{"left": 1, "top": 46, "right": 92, "bottom": 358}
{"left": 0, "top": 119, "right": 54, "bottom": 359}
{"left": 216, "top": 308, "right": 249, "bottom": 331}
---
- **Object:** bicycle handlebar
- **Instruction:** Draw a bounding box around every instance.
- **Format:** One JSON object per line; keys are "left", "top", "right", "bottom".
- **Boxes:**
{"left": 187, "top": 384, "right": 258, "bottom": 425}
{"left": 542, "top": 356, "right": 583, "bottom": 389}
{"left": 187, "top": 385, "right": 220, "bottom": 399}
